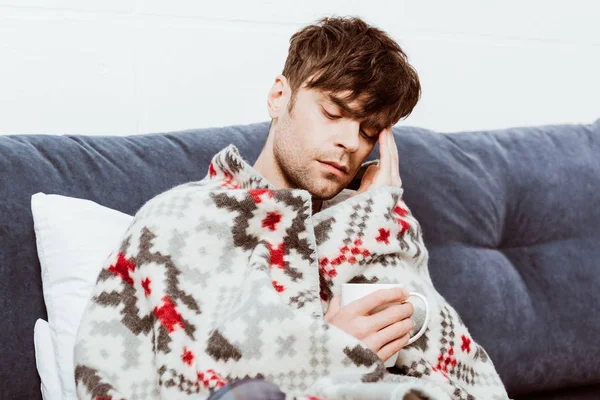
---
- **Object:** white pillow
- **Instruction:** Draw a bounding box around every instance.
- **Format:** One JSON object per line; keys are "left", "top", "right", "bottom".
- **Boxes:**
{"left": 34, "top": 318, "right": 61, "bottom": 400}
{"left": 32, "top": 193, "right": 133, "bottom": 400}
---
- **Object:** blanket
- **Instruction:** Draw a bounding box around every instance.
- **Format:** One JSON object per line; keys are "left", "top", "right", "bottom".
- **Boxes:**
{"left": 74, "top": 144, "right": 509, "bottom": 399}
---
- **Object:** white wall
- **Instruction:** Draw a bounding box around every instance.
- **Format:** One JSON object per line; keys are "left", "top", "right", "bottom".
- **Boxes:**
{"left": 0, "top": 1, "right": 598, "bottom": 136}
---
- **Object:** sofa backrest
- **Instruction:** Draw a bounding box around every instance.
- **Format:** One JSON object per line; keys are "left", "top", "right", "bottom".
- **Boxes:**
{"left": 1, "top": 119, "right": 598, "bottom": 399}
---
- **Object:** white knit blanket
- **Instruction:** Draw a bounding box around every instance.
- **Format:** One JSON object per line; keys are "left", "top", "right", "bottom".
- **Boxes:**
{"left": 74, "top": 144, "right": 509, "bottom": 400}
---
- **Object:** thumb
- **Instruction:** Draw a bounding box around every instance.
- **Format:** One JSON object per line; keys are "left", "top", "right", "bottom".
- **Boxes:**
{"left": 324, "top": 295, "right": 342, "bottom": 322}
{"left": 354, "top": 164, "right": 379, "bottom": 196}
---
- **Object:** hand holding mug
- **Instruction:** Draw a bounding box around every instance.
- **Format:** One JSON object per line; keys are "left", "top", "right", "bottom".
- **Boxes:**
{"left": 325, "top": 284, "right": 430, "bottom": 368}
{"left": 324, "top": 287, "right": 414, "bottom": 364}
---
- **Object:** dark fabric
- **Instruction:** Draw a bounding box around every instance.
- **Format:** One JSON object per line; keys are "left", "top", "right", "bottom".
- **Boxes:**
{"left": 515, "top": 384, "right": 600, "bottom": 400}
{"left": 206, "top": 378, "right": 285, "bottom": 400}
{"left": 1, "top": 119, "right": 598, "bottom": 399}
{"left": 393, "top": 120, "right": 600, "bottom": 397}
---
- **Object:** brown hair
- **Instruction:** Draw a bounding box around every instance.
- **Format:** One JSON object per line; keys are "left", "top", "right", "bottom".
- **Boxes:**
{"left": 281, "top": 16, "right": 421, "bottom": 134}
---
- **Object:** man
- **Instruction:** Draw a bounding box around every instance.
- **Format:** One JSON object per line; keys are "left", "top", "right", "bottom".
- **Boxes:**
{"left": 74, "top": 16, "right": 508, "bottom": 400}
{"left": 253, "top": 14, "right": 420, "bottom": 360}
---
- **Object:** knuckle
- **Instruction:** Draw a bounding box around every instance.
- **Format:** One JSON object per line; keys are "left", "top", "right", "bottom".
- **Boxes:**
{"left": 393, "top": 336, "right": 407, "bottom": 352}
{"left": 401, "top": 319, "right": 412, "bottom": 333}
{"left": 401, "top": 333, "right": 411, "bottom": 347}
{"left": 354, "top": 324, "right": 368, "bottom": 339}
{"left": 389, "top": 288, "right": 404, "bottom": 301}
{"left": 395, "top": 318, "right": 412, "bottom": 335}
{"left": 399, "top": 329, "right": 410, "bottom": 341}
{"left": 379, "top": 290, "right": 391, "bottom": 302}
{"left": 370, "top": 290, "right": 385, "bottom": 303}
{"left": 384, "top": 290, "right": 396, "bottom": 304}
{"left": 393, "top": 306, "right": 405, "bottom": 322}
{"left": 362, "top": 337, "right": 375, "bottom": 351}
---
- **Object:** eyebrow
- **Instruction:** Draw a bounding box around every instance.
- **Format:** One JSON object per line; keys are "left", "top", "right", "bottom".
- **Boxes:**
{"left": 319, "top": 94, "right": 381, "bottom": 136}
{"left": 319, "top": 93, "right": 361, "bottom": 117}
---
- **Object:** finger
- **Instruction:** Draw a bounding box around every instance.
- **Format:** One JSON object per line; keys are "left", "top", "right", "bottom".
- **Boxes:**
{"left": 368, "top": 302, "right": 414, "bottom": 331}
{"left": 366, "top": 318, "right": 414, "bottom": 351}
{"left": 355, "top": 164, "right": 378, "bottom": 195}
{"left": 324, "top": 295, "right": 342, "bottom": 322}
{"left": 388, "top": 127, "right": 399, "bottom": 164}
{"left": 376, "top": 332, "right": 411, "bottom": 363}
{"left": 347, "top": 288, "right": 409, "bottom": 316}
{"left": 387, "top": 128, "right": 401, "bottom": 186}
{"left": 377, "top": 128, "right": 392, "bottom": 181}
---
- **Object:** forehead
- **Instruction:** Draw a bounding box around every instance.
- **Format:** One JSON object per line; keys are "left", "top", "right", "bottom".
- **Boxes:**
{"left": 315, "top": 90, "right": 362, "bottom": 112}
{"left": 316, "top": 90, "right": 350, "bottom": 101}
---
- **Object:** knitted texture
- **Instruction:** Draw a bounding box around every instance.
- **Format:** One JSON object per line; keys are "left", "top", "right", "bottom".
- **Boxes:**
{"left": 73, "top": 144, "right": 509, "bottom": 400}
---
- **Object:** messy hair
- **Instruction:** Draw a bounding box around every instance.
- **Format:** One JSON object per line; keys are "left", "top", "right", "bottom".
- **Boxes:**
{"left": 281, "top": 16, "right": 421, "bottom": 134}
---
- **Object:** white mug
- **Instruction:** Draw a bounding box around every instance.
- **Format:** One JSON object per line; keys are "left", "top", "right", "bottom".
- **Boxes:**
{"left": 340, "top": 283, "right": 430, "bottom": 368}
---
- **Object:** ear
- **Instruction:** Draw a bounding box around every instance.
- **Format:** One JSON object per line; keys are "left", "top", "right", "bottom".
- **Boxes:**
{"left": 267, "top": 74, "right": 290, "bottom": 119}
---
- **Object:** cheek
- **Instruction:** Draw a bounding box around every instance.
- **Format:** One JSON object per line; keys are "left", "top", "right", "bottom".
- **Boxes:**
{"left": 360, "top": 145, "right": 375, "bottom": 160}
{"left": 290, "top": 128, "right": 318, "bottom": 155}
{"left": 274, "top": 129, "right": 306, "bottom": 166}
{"left": 300, "top": 114, "right": 328, "bottom": 146}
{"left": 279, "top": 114, "right": 323, "bottom": 158}
{"left": 351, "top": 146, "right": 375, "bottom": 170}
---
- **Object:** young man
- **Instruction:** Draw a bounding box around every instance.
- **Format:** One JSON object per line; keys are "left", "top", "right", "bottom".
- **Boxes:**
{"left": 74, "top": 16, "right": 508, "bottom": 400}
{"left": 253, "top": 14, "right": 420, "bottom": 362}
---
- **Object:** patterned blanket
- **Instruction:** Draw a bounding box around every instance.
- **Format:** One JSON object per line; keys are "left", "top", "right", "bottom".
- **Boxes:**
{"left": 74, "top": 144, "right": 509, "bottom": 399}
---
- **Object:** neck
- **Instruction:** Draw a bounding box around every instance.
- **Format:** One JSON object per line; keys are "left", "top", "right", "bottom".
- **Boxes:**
{"left": 253, "top": 140, "right": 289, "bottom": 191}
{"left": 253, "top": 136, "right": 322, "bottom": 215}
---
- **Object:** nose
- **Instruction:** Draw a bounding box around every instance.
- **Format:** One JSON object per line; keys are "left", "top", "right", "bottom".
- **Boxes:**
{"left": 333, "top": 121, "right": 361, "bottom": 153}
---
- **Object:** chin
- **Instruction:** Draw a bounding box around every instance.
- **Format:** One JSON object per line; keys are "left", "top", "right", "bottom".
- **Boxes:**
{"left": 306, "top": 183, "right": 344, "bottom": 201}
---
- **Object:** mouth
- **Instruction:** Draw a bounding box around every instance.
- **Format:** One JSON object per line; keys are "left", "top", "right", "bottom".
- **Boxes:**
{"left": 318, "top": 160, "right": 349, "bottom": 176}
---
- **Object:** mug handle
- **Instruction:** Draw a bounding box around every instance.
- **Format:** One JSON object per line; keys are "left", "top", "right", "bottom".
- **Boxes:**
{"left": 404, "top": 292, "right": 430, "bottom": 345}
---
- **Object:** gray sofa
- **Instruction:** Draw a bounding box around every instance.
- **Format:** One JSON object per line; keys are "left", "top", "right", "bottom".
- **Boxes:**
{"left": 1, "top": 120, "right": 599, "bottom": 399}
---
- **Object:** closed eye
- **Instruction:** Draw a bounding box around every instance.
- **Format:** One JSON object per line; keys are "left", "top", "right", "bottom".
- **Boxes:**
{"left": 322, "top": 108, "right": 341, "bottom": 120}
{"left": 362, "top": 131, "right": 378, "bottom": 142}
{"left": 322, "top": 107, "right": 377, "bottom": 142}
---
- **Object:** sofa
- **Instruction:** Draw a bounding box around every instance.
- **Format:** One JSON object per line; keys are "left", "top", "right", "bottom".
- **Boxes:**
{"left": 1, "top": 119, "right": 599, "bottom": 399}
